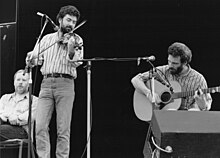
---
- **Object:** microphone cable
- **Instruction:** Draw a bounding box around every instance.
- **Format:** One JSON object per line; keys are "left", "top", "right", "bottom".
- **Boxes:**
{"left": 154, "top": 67, "right": 173, "bottom": 92}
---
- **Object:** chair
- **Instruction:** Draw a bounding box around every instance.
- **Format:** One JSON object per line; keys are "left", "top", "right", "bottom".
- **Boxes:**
{"left": 0, "top": 138, "right": 29, "bottom": 158}
{"left": 0, "top": 121, "right": 36, "bottom": 158}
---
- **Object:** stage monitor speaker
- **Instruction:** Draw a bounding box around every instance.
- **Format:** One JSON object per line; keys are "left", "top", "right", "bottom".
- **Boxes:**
{"left": 151, "top": 110, "right": 220, "bottom": 158}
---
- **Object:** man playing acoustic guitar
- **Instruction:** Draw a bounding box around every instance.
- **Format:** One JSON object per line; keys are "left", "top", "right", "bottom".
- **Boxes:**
{"left": 131, "top": 42, "right": 212, "bottom": 158}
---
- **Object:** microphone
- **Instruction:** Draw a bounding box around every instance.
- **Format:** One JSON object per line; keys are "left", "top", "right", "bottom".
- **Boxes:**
{"left": 37, "top": 12, "right": 59, "bottom": 31}
{"left": 23, "top": 66, "right": 28, "bottom": 75}
{"left": 142, "top": 55, "right": 156, "bottom": 61}
{"left": 137, "top": 55, "right": 155, "bottom": 65}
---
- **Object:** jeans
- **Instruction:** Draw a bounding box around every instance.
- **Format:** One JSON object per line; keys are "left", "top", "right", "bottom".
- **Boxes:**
{"left": 35, "top": 77, "right": 75, "bottom": 158}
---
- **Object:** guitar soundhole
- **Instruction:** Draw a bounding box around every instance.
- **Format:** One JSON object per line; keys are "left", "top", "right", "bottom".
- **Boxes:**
{"left": 160, "top": 91, "right": 171, "bottom": 103}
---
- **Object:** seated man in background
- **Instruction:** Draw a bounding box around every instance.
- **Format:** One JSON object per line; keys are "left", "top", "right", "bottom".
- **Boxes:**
{"left": 0, "top": 69, "right": 38, "bottom": 141}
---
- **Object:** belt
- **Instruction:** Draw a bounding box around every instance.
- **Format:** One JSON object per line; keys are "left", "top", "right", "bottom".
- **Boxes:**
{"left": 44, "top": 73, "right": 73, "bottom": 79}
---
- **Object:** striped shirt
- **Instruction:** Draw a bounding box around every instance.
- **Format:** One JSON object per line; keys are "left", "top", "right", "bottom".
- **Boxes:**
{"left": 32, "top": 32, "right": 84, "bottom": 78}
{"left": 140, "top": 65, "right": 212, "bottom": 110}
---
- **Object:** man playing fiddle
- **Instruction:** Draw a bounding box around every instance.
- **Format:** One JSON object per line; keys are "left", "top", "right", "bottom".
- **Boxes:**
{"left": 26, "top": 5, "right": 83, "bottom": 158}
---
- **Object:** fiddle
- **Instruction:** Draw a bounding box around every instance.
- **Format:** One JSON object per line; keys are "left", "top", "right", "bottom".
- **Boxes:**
{"left": 59, "top": 33, "right": 83, "bottom": 50}
{"left": 59, "top": 20, "right": 87, "bottom": 45}
{"left": 59, "top": 33, "right": 74, "bottom": 44}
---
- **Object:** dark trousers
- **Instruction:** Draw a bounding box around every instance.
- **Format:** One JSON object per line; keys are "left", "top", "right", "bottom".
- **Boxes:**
{"left": 0, "top": 120, "right": 28, "bottom": 141}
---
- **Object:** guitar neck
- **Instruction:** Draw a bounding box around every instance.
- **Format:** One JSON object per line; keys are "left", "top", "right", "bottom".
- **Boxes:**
{"left": 173, "top": 86, "right": 220, "bottom": 99}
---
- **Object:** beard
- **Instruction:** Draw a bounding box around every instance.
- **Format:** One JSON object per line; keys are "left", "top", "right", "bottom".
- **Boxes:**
{"left": 169, "top": 65, "right": 183, "bottom": 75}
{"left": 60, "top": 23, "right": 73, "bottom": 34}
{"left": 15, "top": 86, "right": 28, "bottom": 94}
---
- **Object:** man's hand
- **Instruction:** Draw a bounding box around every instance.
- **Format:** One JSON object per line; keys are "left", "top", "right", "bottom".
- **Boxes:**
{"left": 25, "top": 51, "right": 36, "bottom": 67}
{"left": 194, "top": 88, "right": 207, "bottom": 111}
{"left": 0, "top": 114, "right": 8, "bottom": 122}
{"left": 146, "top": 92, "right": 161, "bottom": 108}
{"left": 8, "top": 115, "right": 18, "bottom": 125}
{"left": 26, "top": 51, "right": 32, "bottom": 64}
{"left": 67, "top": 36, "right": 76, "bottom": 59}
{"left": 62, "top": 33, "right": 72, "bottom": 44}
{"left": 152, "top": 92, "right": 161, "bottom": 105}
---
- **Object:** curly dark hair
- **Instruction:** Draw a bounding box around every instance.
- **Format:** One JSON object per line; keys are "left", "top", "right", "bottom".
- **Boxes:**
{"left": 168, "top": 42, "right": 192, "bottom": 64}
{"left": 56, "top": 5, "right": 80, "bottom": 22}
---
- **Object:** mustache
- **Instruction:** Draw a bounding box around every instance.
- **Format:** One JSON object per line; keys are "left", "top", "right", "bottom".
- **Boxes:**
{"left": 17, "top": 84, "right": 25, "bottom": 87}
{"left": 61, "top": 26, "right": 73, "bottom": 34}
{"left": 66, "top": 26, "right": 73, "bottom": 30}
{"left": 168, "top": 67, "right": 176, "bottom": 71}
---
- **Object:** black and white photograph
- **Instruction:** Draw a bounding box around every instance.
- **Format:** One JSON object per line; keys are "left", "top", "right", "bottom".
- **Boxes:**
{"left": 1, "top": 0, "right": 220, "bottom": 158}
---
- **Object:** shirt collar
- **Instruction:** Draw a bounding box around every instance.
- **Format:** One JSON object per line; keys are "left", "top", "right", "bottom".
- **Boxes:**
{"left": 9, "top": 92, "right": 29, "bottom": 101}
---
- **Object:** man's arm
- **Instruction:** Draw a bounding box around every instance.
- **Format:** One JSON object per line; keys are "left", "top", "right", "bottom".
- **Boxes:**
{"left": 25, "top": 36, "right": 46, "bottom": 67}
{"left": 131, "top": 72, "right": 161, "bottom": 104}
{"left": 0, "top": 94, "right": 12, "bottom": 122}
{"left": 190, "top": 76, "right": 212, "bottom": 111}
{"left": 193, "top": 90, "right": 212, "bottom": 111}
{"left": 67, "top": 34, "right": 84, "bottom": 67}
{"left": 0, "top": 96, "right": 7, "bottom": 123}
{"left": 131, "top": 73, "right": 151, "bottom": 96}
{"left": 0, "top": 95, "right": 5, "bottom": 115}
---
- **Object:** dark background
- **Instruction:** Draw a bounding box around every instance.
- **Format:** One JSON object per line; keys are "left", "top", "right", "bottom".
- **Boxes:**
{"left": 1, "top": 0, "right": 220, "bottom": 157}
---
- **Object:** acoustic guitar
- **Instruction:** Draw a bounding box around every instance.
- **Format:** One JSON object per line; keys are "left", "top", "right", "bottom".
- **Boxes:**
{"left": 133, "top": 80, "right": 219, "bottom": 122}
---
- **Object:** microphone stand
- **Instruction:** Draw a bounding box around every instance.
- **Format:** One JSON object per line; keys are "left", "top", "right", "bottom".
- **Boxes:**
{"left": 76, "top": 56, "right": 155, "bottom": 158}
{"left": 27, "top": 67, "right": 35, "bottom": 158}
{"left": 149, "top": 68, "right": 156, "bottom": 104}
{"left": 147, "top": 61, "right": 156, "bottom": 105}
{"left": 85, "top": 61, "right": 91, "bottom": 158}
{"left": 25, "top": 18, "right": 49, "bottom": 158}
